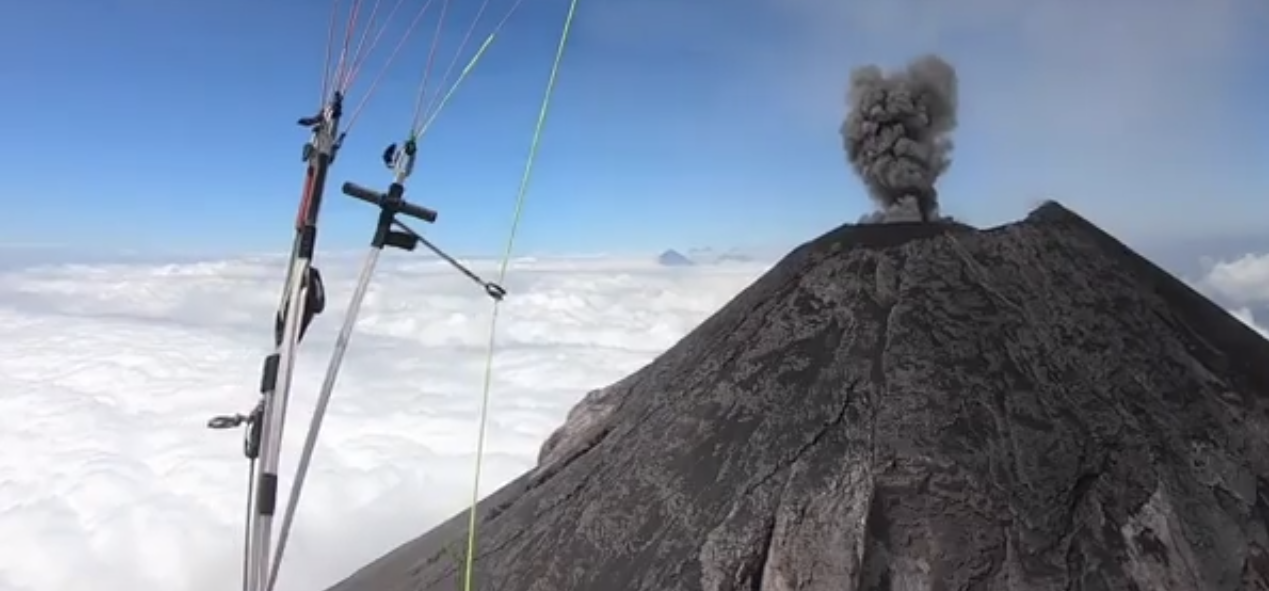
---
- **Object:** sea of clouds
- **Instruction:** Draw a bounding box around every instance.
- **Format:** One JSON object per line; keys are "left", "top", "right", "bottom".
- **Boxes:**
{"left": 0, "top": 246, "right": 1266, "bottom": 591}
{"left": 0, "top": 251, "right": 768, "bottom": 591}
{"left": 1198, "top": 252, "right": 1269, "bottom": 338}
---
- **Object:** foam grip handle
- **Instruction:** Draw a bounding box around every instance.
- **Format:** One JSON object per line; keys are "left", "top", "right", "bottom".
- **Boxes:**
{"left": 397, "top": 200, "right": 438, "bottom": 223}
{"left": 341, "top": 181, "right": 383, "bottom": 204}
{"left": 341, "top": 182, "right": 438, "bottom": 223}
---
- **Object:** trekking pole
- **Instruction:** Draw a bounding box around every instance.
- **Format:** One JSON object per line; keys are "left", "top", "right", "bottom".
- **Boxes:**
{"left": 208, "top": 91, "right": 345, "bottom": 591}
{"left": 265, "top": 136, "right": 436, "bottom": 591}
{"left": 262, "top": 135, "right": 507, "bottom": 590}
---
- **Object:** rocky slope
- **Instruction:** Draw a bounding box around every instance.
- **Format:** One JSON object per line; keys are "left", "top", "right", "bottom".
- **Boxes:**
{"left": 325, "top": 201, "right": 1269, "bottom": 591}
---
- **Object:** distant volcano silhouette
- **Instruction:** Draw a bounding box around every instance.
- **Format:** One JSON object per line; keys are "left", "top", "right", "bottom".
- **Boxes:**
{"left": 657, "top": 249, "right": 695, "bottom": 267}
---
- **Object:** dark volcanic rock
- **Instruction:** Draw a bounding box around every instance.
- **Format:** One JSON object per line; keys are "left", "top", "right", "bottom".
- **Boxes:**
{"left": 325, "top": 202, "right": 1269, "bottom": 591}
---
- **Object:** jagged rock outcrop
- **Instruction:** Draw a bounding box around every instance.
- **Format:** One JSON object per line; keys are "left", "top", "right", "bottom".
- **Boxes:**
{"left": 537, "top": 385, "right": 623, "bottom": 468}
{"left": 325, "top": 202, "right": 1269, "bottom": 591}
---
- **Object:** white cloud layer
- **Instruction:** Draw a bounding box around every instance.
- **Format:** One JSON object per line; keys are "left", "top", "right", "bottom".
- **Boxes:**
{"left": 1199, "top": 252, "right": 1269, "bottom": 305}
{"left": 1192, "top": 252, "right": 1269, "bottom": 336}
{"left": 2, "top": 245, "right": 1267, "bottom": 591}
{"left": 0, "top": 253, "right": 767, "bottom": 591}
{"left": 1193, "top": 252, "right": 1269, "bottom": 336}
{"left": 1228, "top": 307, "right": 1268, "bottom": 338}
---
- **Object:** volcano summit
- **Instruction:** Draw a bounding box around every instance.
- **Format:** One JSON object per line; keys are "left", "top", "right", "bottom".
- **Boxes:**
{"left": 325, "top": 202, "right": 1269, "bottom": 591}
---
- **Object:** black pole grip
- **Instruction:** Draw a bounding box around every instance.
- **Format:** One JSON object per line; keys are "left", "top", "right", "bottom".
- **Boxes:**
{"left": 396, "top": 200, "right": 438, "bottom": 224}
{"left": 341, "top": 181, "right": 383, "bottom": 203}
{"left": 341, "top": 182, "right": 438, "bottom": 223}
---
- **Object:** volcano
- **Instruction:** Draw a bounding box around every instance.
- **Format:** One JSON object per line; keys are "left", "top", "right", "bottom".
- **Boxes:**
{"left": 326, "top": 202, "right": 1269, "bottom": 591}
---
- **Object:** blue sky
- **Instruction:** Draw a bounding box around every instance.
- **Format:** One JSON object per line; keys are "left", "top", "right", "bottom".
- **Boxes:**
{"left": 2, "top": 0, "right": 1267, "bottom": 257}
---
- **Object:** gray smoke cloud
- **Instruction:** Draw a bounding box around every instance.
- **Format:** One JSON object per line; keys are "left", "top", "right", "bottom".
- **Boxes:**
{"left": 841, "top": 55, "right": 958, "bottom": 223}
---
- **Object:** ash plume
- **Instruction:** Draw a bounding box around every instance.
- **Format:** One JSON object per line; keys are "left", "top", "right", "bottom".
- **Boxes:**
{"left": 841, "top": 55, "right": 958, "bottom": 223}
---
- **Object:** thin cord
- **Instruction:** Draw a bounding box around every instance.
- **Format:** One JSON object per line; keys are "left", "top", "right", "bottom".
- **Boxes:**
{"left": 339, "top": 0, "right": 409, "bottom": 92}
{"left": 240, "top": 460, "right": 256, "bottom": 591}
{"left": 421, "top": 0, "right": 495, "bottom": 118}
{"left": 330, "top": 0, "right": 365, "bottom": 89}
{"left": 411, "top": 0, "right": 453, "bottom": 130}
{"left": 338, "top": 0, "right": 386, "bottom": 91}
{"left": 319, "top": 0, "right": 342, "bottom": 104}
{"left": 414, "top": 0, "right": 527, "bottom": 138}
{"left": 461, "top": 0, "right": 581, "bottom": 587}
{"left": 343, "top": 0, "right": 439, "bottom": 134}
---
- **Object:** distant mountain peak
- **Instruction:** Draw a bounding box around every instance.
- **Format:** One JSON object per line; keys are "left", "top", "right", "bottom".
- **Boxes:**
{"left": 657, "top": 249, "right": 695, "bottom": 267}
